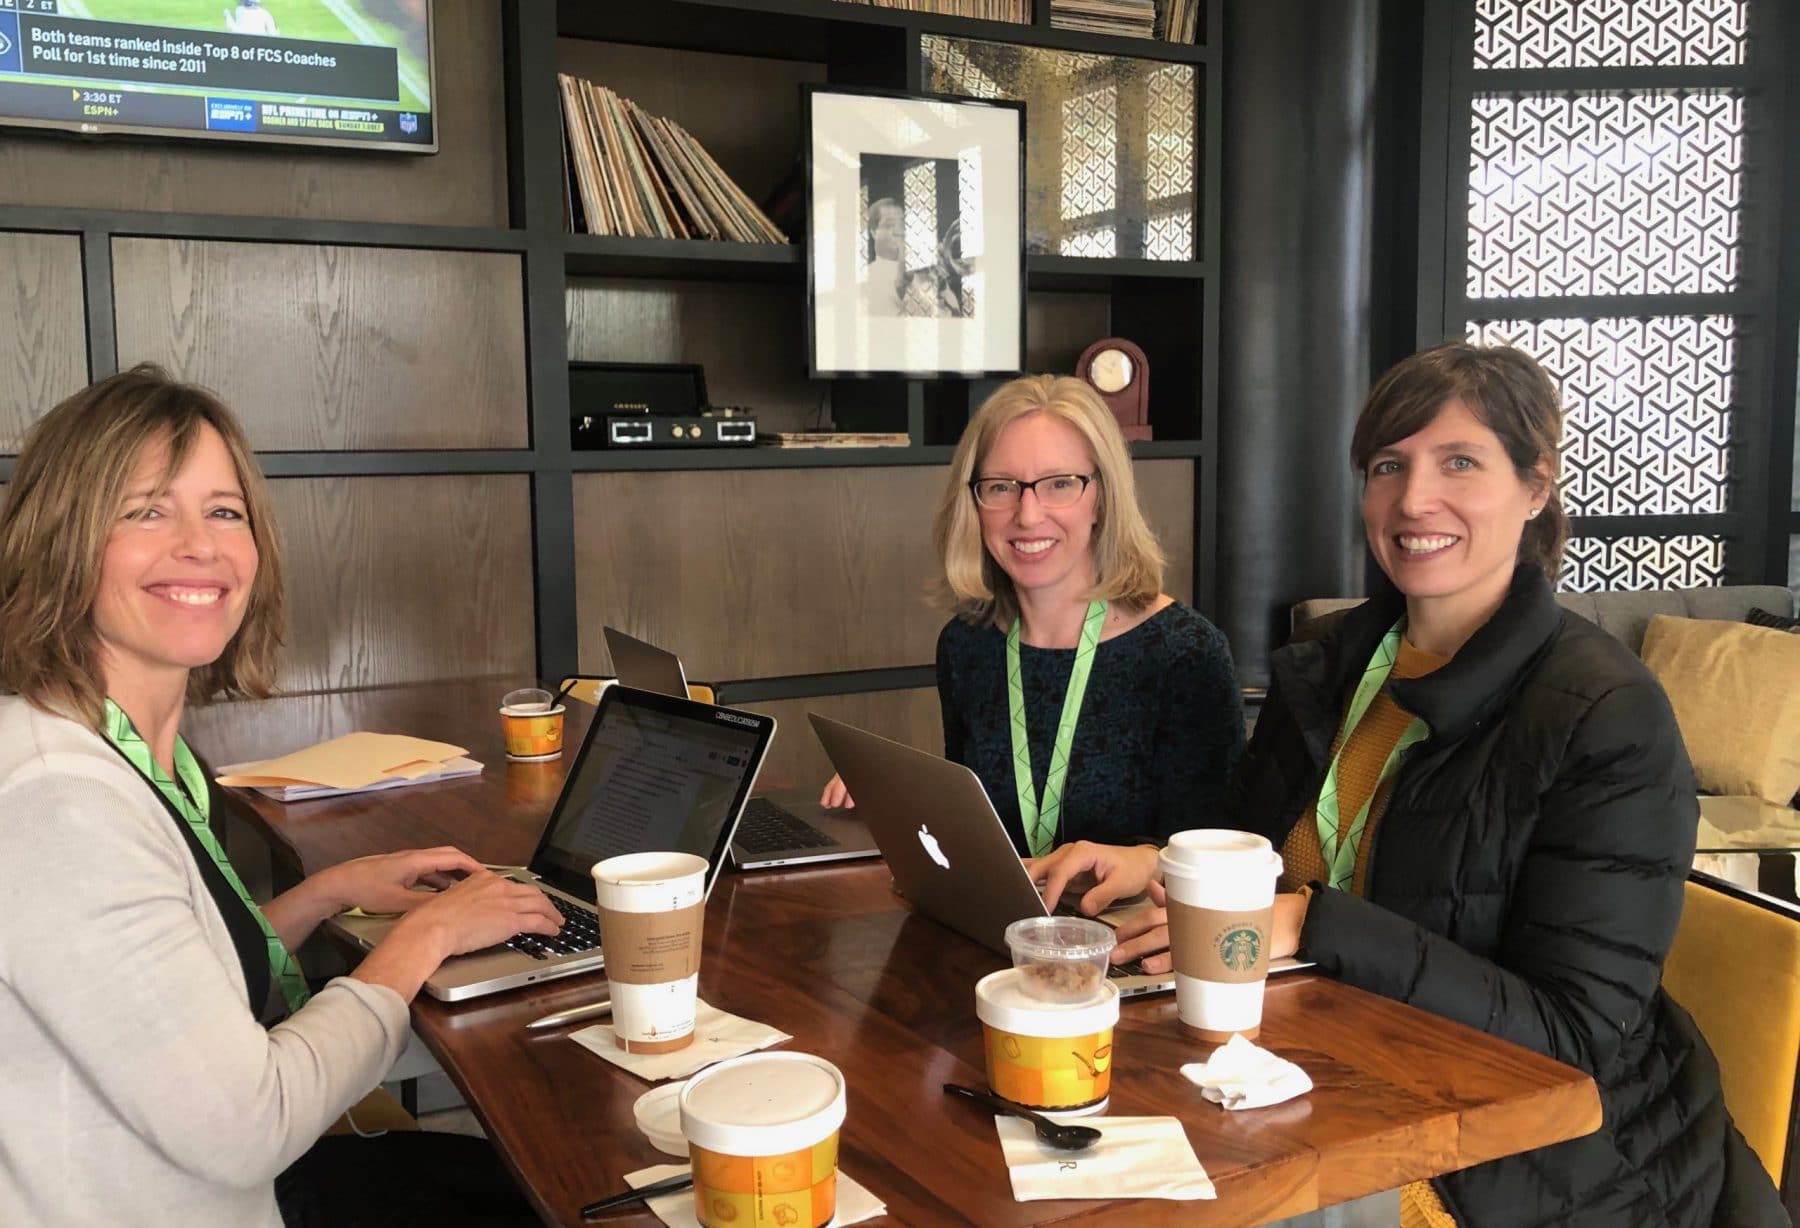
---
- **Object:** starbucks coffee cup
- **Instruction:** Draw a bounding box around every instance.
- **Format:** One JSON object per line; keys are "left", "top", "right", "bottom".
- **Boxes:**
{"left": 591, "top": 851, "right": 707, "bottom": 1054}
{"left": 975, "top": 968, "right": 1119, "bottom": 1114}
{"left": 1159, "top": 829, "right": 1283, "bottom": 1043}
{"left": 679, "top": 1052, "right": 846, "bottom": 1228}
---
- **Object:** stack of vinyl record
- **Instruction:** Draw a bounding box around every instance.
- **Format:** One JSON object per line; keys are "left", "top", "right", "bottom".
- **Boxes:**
{"left": 1159, "top": 0, "right": 1201, "bottom": 43}
{"left": 830, "top": 0, "right": 1030, "bottom": 18}
{"left": 1049, "top": 0, "right": 1157, "bottom": 38}
{"left": 558, "top": 74, "right": 789, "bottom": 244}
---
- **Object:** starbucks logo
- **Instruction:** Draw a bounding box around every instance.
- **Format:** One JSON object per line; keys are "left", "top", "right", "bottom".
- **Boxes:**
{"left": 1218, "top": 926, "right": 1262, "bottom": 973}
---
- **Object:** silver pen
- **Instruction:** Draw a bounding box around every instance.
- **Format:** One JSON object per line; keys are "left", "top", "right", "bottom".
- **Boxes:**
{"left": 526, "top": 999, "right": 612, "bottom": 1030}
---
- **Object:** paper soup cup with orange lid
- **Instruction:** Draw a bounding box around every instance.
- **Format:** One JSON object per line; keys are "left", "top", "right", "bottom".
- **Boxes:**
{"left": 975, "top": 968, "right": 1120, "bottom": 1114}
{"left": 679, "top": 1051, "right": 846, "bottom": 1228}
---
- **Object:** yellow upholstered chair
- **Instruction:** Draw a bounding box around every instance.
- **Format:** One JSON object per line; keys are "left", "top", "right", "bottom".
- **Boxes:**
{"left": 324, "top": 1087, "right": 419, "bottom": 1137}
{"left": 1661, "top": 872, "right": 1800, "bottom": 1204}
{"left": 557, "top": 676, "right": 715, "bottom": 706}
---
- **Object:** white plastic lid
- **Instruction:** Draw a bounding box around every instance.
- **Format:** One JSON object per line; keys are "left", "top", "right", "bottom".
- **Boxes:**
{"left": 679, "top": 1052, "right": 846, "bottom": 1156}
{"left": 975, "top": 968, "right": 1120, "bottom": 1037}
{"left": 633, "top": 1082, "right": 688, "bottom": 1157}
{"left": 1160, "top": 829, "right": 1282, "bottom": 877}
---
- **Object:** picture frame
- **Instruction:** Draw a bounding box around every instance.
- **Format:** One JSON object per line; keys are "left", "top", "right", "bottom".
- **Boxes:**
{"left": 803, "top": 85, "right": 1026, "bottom": 379}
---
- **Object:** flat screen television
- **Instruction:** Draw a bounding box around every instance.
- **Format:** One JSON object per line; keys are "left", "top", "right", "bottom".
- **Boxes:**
{"left": 0, "top": 0, "right": 436, "bottom": 153}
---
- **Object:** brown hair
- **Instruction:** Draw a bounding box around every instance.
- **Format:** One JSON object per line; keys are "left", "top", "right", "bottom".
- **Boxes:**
{"left": 1351, "top": 341, "right": 1567, "bottom": 579}
{"left": 933, "top": 374, "right": 1164, "bottom": 628}
{"left": 0, "top": 364, "right": 286, "bottom": 729}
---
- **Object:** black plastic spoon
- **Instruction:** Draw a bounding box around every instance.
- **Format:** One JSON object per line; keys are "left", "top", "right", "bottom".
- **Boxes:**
{"left": 942, "top": 1083, "right": 1103, "bottom": 1151}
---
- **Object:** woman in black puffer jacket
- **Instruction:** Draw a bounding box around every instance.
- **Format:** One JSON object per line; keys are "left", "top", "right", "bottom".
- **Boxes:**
{"left": 1028, "top": 342, "right": 1784, "bottom": 1227}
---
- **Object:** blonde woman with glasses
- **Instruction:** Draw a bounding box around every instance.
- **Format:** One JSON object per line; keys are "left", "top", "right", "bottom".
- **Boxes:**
{"left": 0, "top": 366, "right": 559, "bottom": 1226}
{"left": 822, "top": 375, "right": 1243, "bottom": 897}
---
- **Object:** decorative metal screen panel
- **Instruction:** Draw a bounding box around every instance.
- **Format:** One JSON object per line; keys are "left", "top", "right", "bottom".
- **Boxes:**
{"left": 1471, "top": 317, "right": 1735, "bottom": 515}
{"left": 1474, "top": 0, "right": 1746, "bottom": 69}
{"left": 921, "top": 35, "right": 1197, "bottom": 260}
{"left": 1560, "top": 535, "right": 1725, "bottom": 591}
{"left": 1468, "top": 92, "right": 1743, "bottom": 298}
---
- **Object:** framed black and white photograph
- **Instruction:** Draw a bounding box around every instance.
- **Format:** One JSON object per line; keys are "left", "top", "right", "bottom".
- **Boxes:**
{"left": 804, "top": 86, "right": 1025, "bottom": 378}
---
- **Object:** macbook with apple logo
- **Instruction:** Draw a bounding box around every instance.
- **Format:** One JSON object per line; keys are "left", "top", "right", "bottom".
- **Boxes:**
{"left": 808, "top": 713, "right": 1309, "bottom": 996}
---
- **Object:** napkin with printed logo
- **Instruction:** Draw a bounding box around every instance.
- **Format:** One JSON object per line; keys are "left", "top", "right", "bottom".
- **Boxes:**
{"left": 623, "top": 1163, "right": 887, "bottom": 1227}
{"left": 995, "top": 1116, "right": 1215, "bottom": 1201}
{"left": 569, "top": 999, "right": 789, "bottom": 1082}
{"left": 1180, "top": 1033, "right": 1314, "bottom": 1109}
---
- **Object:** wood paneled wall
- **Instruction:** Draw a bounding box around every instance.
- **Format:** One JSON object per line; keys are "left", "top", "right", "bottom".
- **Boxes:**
{"left": 114, "top": 239, "right": 528, "bottom": 450}
{"left": 743, "top": 688, "right": 944, "bottom": 792}
{"left": 0, "top": 232, "right": 88, "bottom": 451}
{"left": 270, "top": 475, "right": 534, "bottom": 693}
{"left": 0, "top": 2, "right": 508, "bottom": 226}
{"left": 574, "top": 459, "right": 1194, "bottom": 681}
{"left": 574, "top": 466, "right": 947, "bottom": 679}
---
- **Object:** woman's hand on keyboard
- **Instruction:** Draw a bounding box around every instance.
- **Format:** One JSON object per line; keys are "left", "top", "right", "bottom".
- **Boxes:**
{"left": 1025, "top": 841, "right": 1161, "bottom": 918}
{"left": 319, "top": 845, "right": 485, "bottom": 917}
{"left": 819, "top": 773, "right": 856, "bottom": 809}
{"left": 350, "top": 871, "right": 562, "bottom": 1002}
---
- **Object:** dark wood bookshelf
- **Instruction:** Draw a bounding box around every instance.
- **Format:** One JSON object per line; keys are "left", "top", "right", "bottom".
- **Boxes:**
{"left": 562, "top": 234, "right": 802, "bottom": 282}
{"left": 558, "top": 0, "right": 1210, "bottom": 64}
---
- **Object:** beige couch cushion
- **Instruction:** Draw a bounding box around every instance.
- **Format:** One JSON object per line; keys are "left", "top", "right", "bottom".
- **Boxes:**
{"left": 1640, "top": 615, "right": 1800, "bottom": 805}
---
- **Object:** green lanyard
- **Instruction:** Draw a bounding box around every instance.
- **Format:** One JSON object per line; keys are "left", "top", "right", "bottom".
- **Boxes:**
{"left": 103, "top": 700, "right": 311, "bottom": 1014}
{"left": 1312, "top": 621, "right": 1430, "bottom": 892}
{"left": 1008, "top": 600, "right": 1106, "bottom": 858}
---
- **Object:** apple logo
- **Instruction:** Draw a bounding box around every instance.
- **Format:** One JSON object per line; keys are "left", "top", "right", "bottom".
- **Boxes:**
{"left": 916, "top": 824, "right": 951, "bottom": 869}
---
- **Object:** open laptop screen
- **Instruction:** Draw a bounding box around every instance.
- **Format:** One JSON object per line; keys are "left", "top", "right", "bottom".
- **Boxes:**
{"left": 530, "top": 686, "right": 775, "bottom": 900}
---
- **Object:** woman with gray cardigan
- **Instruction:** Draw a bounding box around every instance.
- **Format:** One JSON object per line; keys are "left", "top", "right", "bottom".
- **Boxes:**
{"left": 0, "top": 366, "right": 562, "bottom": 1226}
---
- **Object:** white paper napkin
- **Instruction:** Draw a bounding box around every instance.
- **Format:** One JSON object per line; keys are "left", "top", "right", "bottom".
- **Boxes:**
{"left": 995, "top": 1116, "right": 1215, "bottom": 1201}
{"left": 623, "top": 1162, "right": 888, "bottom": 1227}
{"left": 569, "top": 999, "right": 791, "bottom": 1082}
{"left": 1181, "top": 1033, "right": 1314, "bottom": 1110}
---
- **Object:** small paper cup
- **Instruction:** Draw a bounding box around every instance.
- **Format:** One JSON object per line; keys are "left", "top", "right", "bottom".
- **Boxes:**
{"left": 976, "top": 968, "right": 1119, "bottom": 1114}
{"left": 499, "top": 687, "right": 565, "bottom": 761}
{"left": 680, "top": 1052, "right": 846, "bottom": 1228}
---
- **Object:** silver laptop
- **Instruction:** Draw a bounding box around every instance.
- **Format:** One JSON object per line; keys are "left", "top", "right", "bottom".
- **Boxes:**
{"left": 604, "top": 626, "right": 691, "bottom": 699}
{"left": 810, "top": 714, "right": 1310, "bottom": 998}
{"left": 334, "top": 685, "right": 776, "bottom": 1001}
{"left": 602, "top": 627, "right": 878, "bottom": 869}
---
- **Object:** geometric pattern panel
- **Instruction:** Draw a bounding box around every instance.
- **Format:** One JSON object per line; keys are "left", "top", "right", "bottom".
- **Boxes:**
{"left": 1560, "top": 534, "right": 1725, "bottom": 591}
{"left": 1062, "top": 85, "right": 1119, "bottom": 223}
{"left": 1468, "top": 92, "right": 1742, "bottom": 297}
{"left": 1145, "top": 65, "right": 1197, "bottom": 260}
{"left": 1474, "top": 0, "right": 1745, "bottom": 69}
{"left": 922, "top": 36, "right": 1196, "bottom": 260}
{"left": 1470, "top": 316, "right": 1736, "bottom": 515}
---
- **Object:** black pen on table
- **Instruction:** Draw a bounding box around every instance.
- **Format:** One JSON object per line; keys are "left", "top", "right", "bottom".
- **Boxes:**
{"left": 526, "top": 998, "right": 612, "bottom": 1030}
{"left": 579, "top": 1171, "right": 694, "bottom": 1218}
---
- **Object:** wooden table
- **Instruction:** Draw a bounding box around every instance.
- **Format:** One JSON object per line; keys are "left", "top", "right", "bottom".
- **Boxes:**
{"left": 193, "top": 677, "right": 1602, "bottom": 1227}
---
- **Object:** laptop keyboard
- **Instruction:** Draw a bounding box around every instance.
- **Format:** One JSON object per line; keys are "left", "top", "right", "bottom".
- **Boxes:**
{"left": 504, "top": 893, "right": 602, "bottom": 961}
{"left": 733, "top": 798, "right": 837, "bottom": 854}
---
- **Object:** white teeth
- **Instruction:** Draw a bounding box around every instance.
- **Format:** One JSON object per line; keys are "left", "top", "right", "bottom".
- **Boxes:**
{"left": 1399, "top": 535, "right": 1458, "bottom": 553}
{"left": 1013, "top": 540, "right": 1054, "bottom": 555}
{"left": 161, "top": 588, "right": 223, "bottom": 606}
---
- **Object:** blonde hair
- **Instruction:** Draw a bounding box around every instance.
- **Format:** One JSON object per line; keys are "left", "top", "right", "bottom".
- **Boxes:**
{"left": 933, "top": 375, "right": 1164, "bottom": 628}
{"left": 0, "top": 364, "right": 286, "bottom": 729}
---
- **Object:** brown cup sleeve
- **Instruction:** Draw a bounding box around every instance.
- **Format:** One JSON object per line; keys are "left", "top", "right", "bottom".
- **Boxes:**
{"left": 598, "top": 902, "right": 704, "bottom": 985}
{"left": 1167, "top": 900, "right": 1273, "bottom": 984}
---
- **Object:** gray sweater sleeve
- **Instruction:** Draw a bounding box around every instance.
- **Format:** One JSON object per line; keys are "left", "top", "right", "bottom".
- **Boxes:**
{"left": 0, "top": 769, "right": 410, "bottom": 1186}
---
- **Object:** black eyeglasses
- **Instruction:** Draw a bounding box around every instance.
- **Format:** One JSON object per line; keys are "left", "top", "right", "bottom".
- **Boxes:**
{"left": 968, "top": 473, "right": 1095, "bottom": 510}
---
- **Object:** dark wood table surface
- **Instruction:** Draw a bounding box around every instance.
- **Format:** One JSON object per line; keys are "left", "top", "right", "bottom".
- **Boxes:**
{"left": 192, "top": 677, "right": 1603, "bottom": 1227}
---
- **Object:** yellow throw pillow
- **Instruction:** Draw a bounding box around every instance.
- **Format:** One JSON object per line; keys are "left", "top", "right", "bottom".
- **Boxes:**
{"left": 1640, "top": 615, "right": 1800, "bottom": 805}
